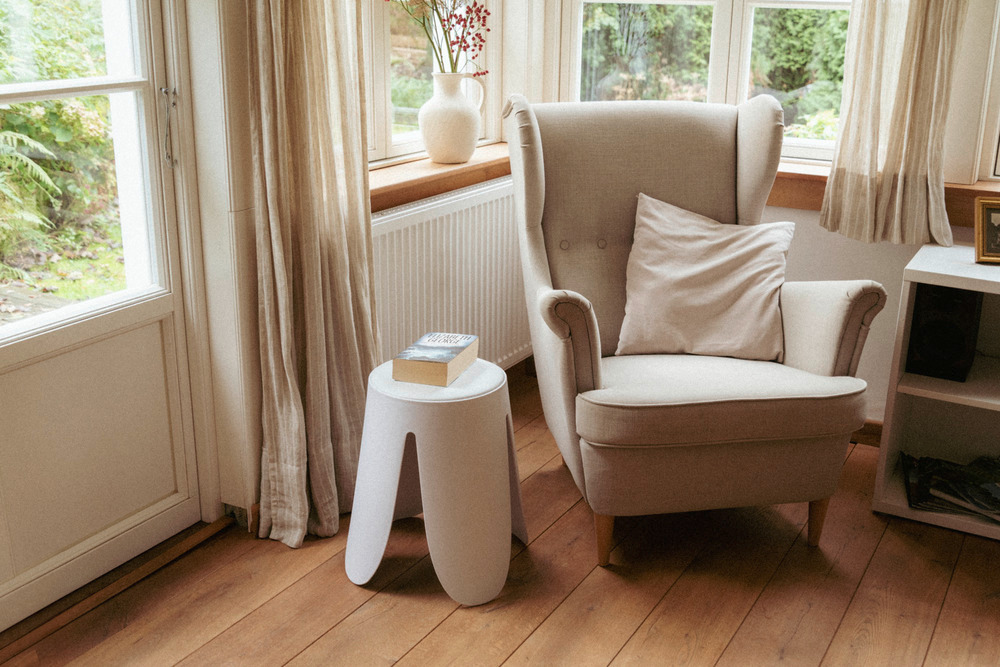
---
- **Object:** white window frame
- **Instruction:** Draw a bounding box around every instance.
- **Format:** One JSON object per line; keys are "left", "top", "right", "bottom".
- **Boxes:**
{"left": 559, "top": 0, "right": 850, "bottom": 161}
{"left": 363, "top": 0, "right": 505, "bottom": 164}
{"left": 0, "top": 0, "right": 173, "bottom": 343}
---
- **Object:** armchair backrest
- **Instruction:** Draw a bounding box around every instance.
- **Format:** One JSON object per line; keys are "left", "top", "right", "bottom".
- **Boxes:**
{"left": 505, "top": 95, "right": 784, "bottom": 356}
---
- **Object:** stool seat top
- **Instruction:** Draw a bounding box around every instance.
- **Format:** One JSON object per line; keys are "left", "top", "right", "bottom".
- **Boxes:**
{"left": 371, "top": 358, "right": 506, "bottom": 403}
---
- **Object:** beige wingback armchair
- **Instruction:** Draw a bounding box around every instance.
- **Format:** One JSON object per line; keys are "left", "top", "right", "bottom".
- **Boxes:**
{"left": 503, "top": 94, "right": 887, "bottom": 565}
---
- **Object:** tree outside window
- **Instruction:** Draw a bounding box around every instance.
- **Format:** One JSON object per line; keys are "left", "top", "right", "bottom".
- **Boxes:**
{"left": 0, "top": 0, "right": 132, "bottom": 324}
{"left": 577, "top": 1, "right": 850, "bottom": 147}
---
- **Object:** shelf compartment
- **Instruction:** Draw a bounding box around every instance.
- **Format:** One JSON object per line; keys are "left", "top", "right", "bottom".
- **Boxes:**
{"left": 897, "top": 354, "right": 1000, "bottom": 411}
{"left": 873, "top": 466, "right": 1000, "bottom": 541}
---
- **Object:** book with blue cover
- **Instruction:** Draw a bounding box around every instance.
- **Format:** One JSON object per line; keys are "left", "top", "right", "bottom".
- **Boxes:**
{"left": 392, "top": 332, "right": 479, "bottom": 386}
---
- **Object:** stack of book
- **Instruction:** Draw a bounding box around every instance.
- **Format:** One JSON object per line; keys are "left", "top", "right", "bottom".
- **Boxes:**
{"left": 901, "top": 452, "right": 1000, "bottom": 523}
{"left": 392, "top": 332, "right": 479, "bottom": 387}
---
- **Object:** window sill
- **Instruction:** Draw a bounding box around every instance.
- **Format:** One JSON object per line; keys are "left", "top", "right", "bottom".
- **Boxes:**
{"left": 370, "top": 143, "right": 995, "bottom": 228}
{"left": 369, "top": 143, "right": 511, "bottom": 214}
{"left": 769, "top": 162, "right": 831, "bottom": 211}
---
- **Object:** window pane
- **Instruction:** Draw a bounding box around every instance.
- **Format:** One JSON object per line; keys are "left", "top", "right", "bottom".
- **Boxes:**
{"left": 748, "top": 7, "right": 849, "bottom": 141}
{"left": 0, "top": 92, "right": 153, "bottom": 327}
{"left": 581, "top": 2, "right": 713, "bottom": 102}
{"left": 389, "top": 2, "right": 433, "bottom": 142}
{"left": 0, "top": 0, "right": 135, "bottom": 85}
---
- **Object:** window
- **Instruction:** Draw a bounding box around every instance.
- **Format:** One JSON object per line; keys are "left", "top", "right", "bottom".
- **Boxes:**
{"left": 578, "top": 3, "right": 715, "bottom": 103}
{"left": 745, "top": 4, "right": 849, "bottom": 159}
{"left": 562, "top": 0, "right": 850, "bottom": 160}
{"left": 0, "top": 0, "right": 166, "bottom": 332}
{"left": 362, "top": 0, "right": 501, "bottom": 163}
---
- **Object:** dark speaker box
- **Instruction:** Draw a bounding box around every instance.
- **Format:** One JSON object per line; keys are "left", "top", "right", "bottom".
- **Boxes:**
{"left": 905, "top": 284, "right": 983, "bottom": 382}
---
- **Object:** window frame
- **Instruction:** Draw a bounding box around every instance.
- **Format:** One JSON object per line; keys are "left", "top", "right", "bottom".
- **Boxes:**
{"left": 559, "top": 0, "right": 851, "bottom": 162}
{"left": 0, "top": 0, "right": 176, "bottom": 341}
{"left": 363, "top": 0, "right": 505, "bottom": 165}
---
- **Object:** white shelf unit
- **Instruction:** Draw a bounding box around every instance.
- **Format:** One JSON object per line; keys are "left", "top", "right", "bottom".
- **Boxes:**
{"left": 872, "top": 243, "right": 1000, "bottom": 540}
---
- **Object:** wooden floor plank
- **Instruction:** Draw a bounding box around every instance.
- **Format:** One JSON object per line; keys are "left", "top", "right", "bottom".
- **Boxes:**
{"left": 924, "top": 535, "right": 1000, "bottom": 666}
{"left": 517, "top": 454, "right": 584, "bottom": 543}
{"left": 717, "top": 445, "right": 889, "bottom": 666}
{"left": 177, "top": 518, "right": 429, "bottom": 667}
{"left": 505, "top": 511, "right": 715, "bottom": 667}
{"left": 507, "top": 365, "right": 543, "bottom": 431}
{"left": 0, "top": 518, "right": 233, "bottom": 665}
{"left": 286, "top": 553, "right": 457, "bottom": 666}
{"left": 5, "top": 527, "right": 256, "bottom": 666}
{"left": 610, "top": 503, "right": 807, "bottom": 666}
{"left": 0, "top": 520, "right": 220, "bottom": 655}
{"left": 288, "top": 447, "right": 584, "bottom": 666}
{"left": 511, "top": 414, "right": 560, "bottom": 482}
{"left": 394, "top": 500, "right": 601, "bottom": 667}
{"left": 820, "top": 518, "right": 964, "bottom": 666}
{"left": 66, "top": 523, "right": 354, "bottom": 666}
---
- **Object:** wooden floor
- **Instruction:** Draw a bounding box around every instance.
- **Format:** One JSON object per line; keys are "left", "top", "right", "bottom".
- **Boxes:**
{"left": 4, "top": 364, "right": 1000, "bottom": 666}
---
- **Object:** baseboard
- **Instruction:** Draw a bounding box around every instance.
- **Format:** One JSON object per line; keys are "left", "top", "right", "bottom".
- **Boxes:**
{"left": 851, "top": 420, "right": 882, "bottom": 447}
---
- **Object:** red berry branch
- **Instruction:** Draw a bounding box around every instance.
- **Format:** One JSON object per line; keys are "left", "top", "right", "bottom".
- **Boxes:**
{"left": 386, "top": 0, "right": 491, "bottom": 76}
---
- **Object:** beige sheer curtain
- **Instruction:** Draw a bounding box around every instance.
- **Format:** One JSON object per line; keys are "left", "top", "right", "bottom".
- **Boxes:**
{"left": 820, "top": 0, "right": 968, "bottom": 245}
{"left": 249, "top": 0, "right": 379, "bottom": 548}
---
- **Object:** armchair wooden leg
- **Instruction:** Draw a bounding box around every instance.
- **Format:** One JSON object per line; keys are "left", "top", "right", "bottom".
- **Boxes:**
{"left": 808, "top": 498, "right": 831, "bottom": 547}
{"left": 594, "top": 512, "right": 614, "bottom": 566}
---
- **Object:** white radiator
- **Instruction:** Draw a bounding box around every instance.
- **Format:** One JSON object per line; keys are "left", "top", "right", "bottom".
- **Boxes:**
{"left": 372, "top": 176, "right": 531, "bottom": 369}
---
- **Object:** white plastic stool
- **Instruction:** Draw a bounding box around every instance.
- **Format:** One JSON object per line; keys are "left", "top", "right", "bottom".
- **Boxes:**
{"left": 345, "top": 359, "right": 528, "bottom": 606}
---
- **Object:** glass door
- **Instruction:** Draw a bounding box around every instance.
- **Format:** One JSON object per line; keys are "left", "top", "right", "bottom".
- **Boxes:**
{"left": 0, "top": 0, "right": 200, "bottom": 630}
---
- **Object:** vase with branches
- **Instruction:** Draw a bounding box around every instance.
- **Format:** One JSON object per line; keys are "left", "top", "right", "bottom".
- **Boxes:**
{"left": 386, "top": 0, "right": 491, "bottom": 163}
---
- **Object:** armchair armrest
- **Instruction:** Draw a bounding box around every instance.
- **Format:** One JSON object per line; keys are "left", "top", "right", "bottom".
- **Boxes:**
{"left": 537, "top": 288, "right": 602, "bottom": 393}
{"left": 781, "top": 280, "right": 887, "bottom": 377}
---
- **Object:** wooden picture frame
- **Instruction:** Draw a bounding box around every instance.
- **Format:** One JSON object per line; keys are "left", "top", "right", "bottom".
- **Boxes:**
{"left": 974, "top": 197, "right": 1000, "bottom": 264}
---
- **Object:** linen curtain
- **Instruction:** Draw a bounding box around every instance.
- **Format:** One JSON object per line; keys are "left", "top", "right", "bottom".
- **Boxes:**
{"left": 249, "top": 0, "right": 379, "bottom": 548}
{"left": 820, "top": 0, "right": 968, "bottom": 245}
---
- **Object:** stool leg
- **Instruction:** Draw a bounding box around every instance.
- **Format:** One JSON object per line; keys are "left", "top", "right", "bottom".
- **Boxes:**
{"left": 345, "top": 392, "right": 409, "bottom": 586}
{"left": 416, "top": 395, "right": 513, "bottom": 606}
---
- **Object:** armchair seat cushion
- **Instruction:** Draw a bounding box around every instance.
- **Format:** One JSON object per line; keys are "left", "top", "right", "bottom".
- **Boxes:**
{"left": 577, "top": 355, "right": 867, "bottom": 447}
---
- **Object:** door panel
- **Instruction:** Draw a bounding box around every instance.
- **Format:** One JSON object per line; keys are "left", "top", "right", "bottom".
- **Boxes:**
{"left": 0, "top": 322, "right": 183, "bottom": 573}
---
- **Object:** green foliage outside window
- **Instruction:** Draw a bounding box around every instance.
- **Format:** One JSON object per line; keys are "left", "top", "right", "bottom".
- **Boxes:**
{"left": 0, "top": 0, "right": 121, "bottom": 304}
{"left": 750, "top": 8, "right": 849, "bottom": 138}
{"left": 0, "top": 130, "right": 58, "bottom": 280}
{"left": 582, "top": 4, "right": 712, "bottom": 102}
{"left": 389, "top": 2, "right": 434, "bottom": 134}
{"left": 581, "top": 4, "right": 850, "bottom": 141}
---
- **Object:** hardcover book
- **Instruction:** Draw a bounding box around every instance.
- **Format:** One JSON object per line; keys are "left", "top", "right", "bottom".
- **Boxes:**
{"left": 392, "top": 332, "right": 480, "bottom": 387}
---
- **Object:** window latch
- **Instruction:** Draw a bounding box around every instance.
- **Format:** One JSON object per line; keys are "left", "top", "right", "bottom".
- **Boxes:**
{"left": 160, "top": 87, "right": 177, "bottom": 169}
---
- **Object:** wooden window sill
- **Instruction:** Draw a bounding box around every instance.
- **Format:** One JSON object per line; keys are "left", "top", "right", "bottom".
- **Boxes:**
{"left": 369, "top": 143, "right": 511, "bottom": 214}
{"left": 370, "top": 142, "right": 996, "bottom": 228}
{"left": 765, "top": 162, "right": 996, "bottom": 228}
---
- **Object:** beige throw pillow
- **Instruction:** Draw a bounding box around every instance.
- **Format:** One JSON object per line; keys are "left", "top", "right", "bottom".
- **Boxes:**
{"left": 616, "top": 193, "right": 794, "bottom": 361}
